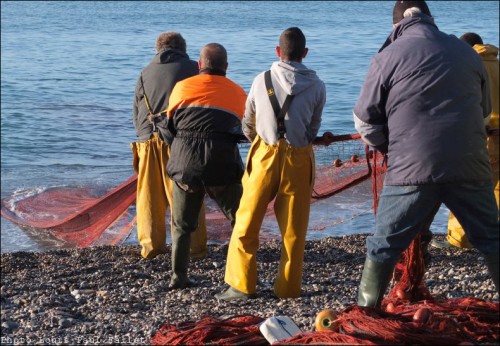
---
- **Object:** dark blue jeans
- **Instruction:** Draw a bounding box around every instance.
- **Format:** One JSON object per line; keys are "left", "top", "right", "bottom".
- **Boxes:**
{"left": 367, "top": 181, "right": 499, "bottom": 263}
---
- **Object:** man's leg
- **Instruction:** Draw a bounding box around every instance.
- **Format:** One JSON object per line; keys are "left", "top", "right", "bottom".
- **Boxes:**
{"left": 358, "top": 185, "right": 440, "bottom": 307}
{"left": 444, "top": 212, "right": 473, "bottom": 248}
{"left": 163, "top": 146, "right": 208, "bottom": 260}
{"left": 208, "top": 183, "right": 243, "bottom": 227}
{"left": 218, "top": 137, "right": 279, "bottom": 298}
{"left": 170, "top": 183, "right": 204, "bottom": 289}
{"left": 442, "top": 180, "right": 499, "bottom": 293}
{"left": 135, "top": 136, "right": 169, "bottom": 259}
{"left": 273, "top": 142, "right": 314, "bottom": 298}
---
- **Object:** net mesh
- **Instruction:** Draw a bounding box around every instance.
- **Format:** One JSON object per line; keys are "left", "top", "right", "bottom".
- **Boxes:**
{"left": 2, "top": 137, "right": 498, "bottom": 344}
{"left": 1, "top": 133, "right": 372, "bottom": 247}
{"left": 151, "top": 149, "right": 499, "bottom": 345}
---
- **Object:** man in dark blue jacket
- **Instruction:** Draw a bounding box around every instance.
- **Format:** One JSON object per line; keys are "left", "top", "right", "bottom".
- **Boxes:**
{"left": 353, "top": 0, "right": 499, "bottom": 307}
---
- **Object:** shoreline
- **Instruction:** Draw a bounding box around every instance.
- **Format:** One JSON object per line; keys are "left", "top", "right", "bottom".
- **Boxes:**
{"left": 1, "top": 234, "right": 498, "bottom": 345}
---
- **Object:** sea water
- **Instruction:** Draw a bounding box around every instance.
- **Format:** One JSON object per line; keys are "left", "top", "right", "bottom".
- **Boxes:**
{"left": 1, "top": 1, "right": 498, "bottom": 252}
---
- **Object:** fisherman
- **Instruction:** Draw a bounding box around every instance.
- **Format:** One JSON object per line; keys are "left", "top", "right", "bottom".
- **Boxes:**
{"left": 353, "top": 0, "right": 499, "bottom": 307}
{"left": 432, "top": 32, "right": 499, "bottom": 250}
{"left": 165, "top": 43, "right": 247, "bottom": 289}
{"left": 216, "top": 27, "right": 326, "bottom": 300}
{"left": 131, "top": 32, "right": 208, "bottom": 260}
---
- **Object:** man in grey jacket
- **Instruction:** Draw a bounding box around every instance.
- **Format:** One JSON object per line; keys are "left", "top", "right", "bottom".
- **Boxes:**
{"left": 131, "top": 32, "right": 207, "bottom": 261}
{"left": 353, "top": 0, "right": 499, "bottom": 308}
{"left": 216, "top": 27, "right": 326, "bottom": 300}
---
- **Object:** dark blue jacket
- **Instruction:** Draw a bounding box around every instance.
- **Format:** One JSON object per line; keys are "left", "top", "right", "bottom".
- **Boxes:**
{"left": 353, "top": 14, "right": 491, "bottom": 185}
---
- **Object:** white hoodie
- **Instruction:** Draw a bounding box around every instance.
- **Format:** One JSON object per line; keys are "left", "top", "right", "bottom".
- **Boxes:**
{"left": 243, "top": 61, "right": 326, "bottom": 147}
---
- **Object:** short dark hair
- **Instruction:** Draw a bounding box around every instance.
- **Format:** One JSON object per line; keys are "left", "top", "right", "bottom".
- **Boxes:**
{"left": 199, "top": 43, "right": 227, "bottom": 71}
{"left": 156, "top": 32, "right": 186, "bottom": 53}
{"left": 279, "top": 27, "right": 306, "bottom": 62}
{"left": 460, "top": 32, "right": 483, "bottom": 47}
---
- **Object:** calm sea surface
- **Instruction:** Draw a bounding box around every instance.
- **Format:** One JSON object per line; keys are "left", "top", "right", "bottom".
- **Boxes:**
{"left": 1, "top": 1, "right": 499, "bottom": 252}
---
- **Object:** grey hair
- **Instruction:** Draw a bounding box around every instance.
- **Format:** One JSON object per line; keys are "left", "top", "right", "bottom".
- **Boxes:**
{"left": 403, "top": 7, "right": 422, "bottom": 18}
{"left": 403, "top": 7, "right": 434, "bottom": 23}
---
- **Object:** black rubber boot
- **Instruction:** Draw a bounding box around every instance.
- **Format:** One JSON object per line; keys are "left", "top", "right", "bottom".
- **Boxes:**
{"left": 170, "top": 231, "right": 192, "bottom": 289}
{"left": 357, "top": 258, "right": 395, "bottom": 308}
{"left": 484, "top": 253, "right": 499, "bottom": 294}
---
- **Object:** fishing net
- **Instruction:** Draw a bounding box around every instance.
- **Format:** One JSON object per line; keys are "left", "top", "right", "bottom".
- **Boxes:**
{"left": 150, "top": 299, "right": 499, "bottom": 345}
{"left": 151, "top": 315, "right": 267, "bottom": 345}
{"left": 1, "top": 175, "right": 137, "bottom": 247}
{"left": 151, "top": 149, "right": 499, "bottom": 345}
{"left": 1, "top": 133, "right": 372, "bottom": 248}
{"left": 279, "top": 300, "right": 499, "bottom": 344}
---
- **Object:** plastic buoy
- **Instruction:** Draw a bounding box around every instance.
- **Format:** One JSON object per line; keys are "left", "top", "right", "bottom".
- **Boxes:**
{"left": 333, "top": 159, "right": 342, "bottom": 167}
{"left": 396, "top": 288, "right": 412, "bottom": 300}
{"left": 314, "top": 309, "right": 338, "bottom": 331}
{"left": 413, "top": 307, "right": 433, "bottom": 324}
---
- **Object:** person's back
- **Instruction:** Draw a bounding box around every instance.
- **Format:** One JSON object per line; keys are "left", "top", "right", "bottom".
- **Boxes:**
{"left": 216, "top": 27, "right": 326, "bottom": 301}
{"left": 353, "top": 1, "right": 498, "bottom": 308}
{"left": 243, "top": 60, "right": 325, "bottom": 147}
{"left": 131, "top": 32, "right": 207, "bottom": 260}
{"left": 355, "top": 13, "right": 491, "bottom": 186}
{"left": 166, "top": 72, "right": 246, "bottom": 186}
{"left": 134, "top": 35, "right": 198, "bottom": 143}
{"left": 165, "top": 43, "right": 247, "bottom": 289}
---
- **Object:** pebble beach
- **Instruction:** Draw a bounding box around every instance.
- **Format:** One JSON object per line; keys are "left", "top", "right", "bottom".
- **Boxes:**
{"left": 1, "top": 234, "right": 498, "bottom": 345}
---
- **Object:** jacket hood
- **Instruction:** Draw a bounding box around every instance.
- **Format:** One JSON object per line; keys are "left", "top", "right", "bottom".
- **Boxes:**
{"left": 379, "top": 13, "right": 437, "bottom": 52}
{"left": 474, "top": 44, "right": 499, "bottom": 61}
{"left": 153, "top": 48, "right": 190, "bottom": 64}
{"left": 270, "top": 61, "right": 320, "bottom": 95}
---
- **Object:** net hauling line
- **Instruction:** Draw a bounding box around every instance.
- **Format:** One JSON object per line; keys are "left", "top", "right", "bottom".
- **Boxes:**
{"left": 1, "top": 132, "right": 372, "bottom": 247}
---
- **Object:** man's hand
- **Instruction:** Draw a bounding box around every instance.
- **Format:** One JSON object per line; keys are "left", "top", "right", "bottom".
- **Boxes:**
{"left": 313, "top": 131, "right": 335, "bottom": 145}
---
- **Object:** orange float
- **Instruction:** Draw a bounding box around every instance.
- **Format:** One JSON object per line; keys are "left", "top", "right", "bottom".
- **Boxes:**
{"left": 333, "top": 159, "right": 342, "bottom": 167}
{"left": 314, "top": 309, "right": 339, "bottom": 331}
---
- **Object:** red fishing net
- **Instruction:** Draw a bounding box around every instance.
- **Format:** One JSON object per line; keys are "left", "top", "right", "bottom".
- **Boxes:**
{"left": 1, "top": 133, "right": 372, "bottom": 247}
{"left": 150, "top": 149, "right": 499, "bottom": 345}
{"left": 279, "top": 300, "right": 499, "bottom": 344}
{"left": 1, "top": 175, "right": 137, "bottom": 247}
{"left": 151, "top": 315, "right": 267, "bottom": 345}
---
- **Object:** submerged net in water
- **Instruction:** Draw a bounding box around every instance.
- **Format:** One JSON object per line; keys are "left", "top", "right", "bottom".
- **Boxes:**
{"left": 1, "top": 133, "right": 372, "bottom": 248}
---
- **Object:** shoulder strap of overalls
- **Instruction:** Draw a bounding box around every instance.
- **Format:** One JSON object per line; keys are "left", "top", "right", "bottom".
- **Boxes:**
{"left": 264, "top": 70, "right": 294, "bottom": 139}
{"left": 140, "top": 73, "right": 168, "bottom": 130}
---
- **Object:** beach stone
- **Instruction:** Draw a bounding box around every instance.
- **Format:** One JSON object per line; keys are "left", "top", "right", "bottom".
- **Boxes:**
{"left": 0, "top": 235, "right": 498, "bottom": 344}
{"left": 2, "top": 321, "right": 19, "bottom": 330}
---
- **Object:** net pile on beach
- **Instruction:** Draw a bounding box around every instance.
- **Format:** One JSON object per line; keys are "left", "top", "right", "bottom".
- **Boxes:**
{"left": 151, "top": 150, "right": 499, "bottom": 345}
{"left": 1, "top": 133, "right": 372, "bottom": 247}
{"left": 150, "top": 298, "right": 499, "bottom": 345}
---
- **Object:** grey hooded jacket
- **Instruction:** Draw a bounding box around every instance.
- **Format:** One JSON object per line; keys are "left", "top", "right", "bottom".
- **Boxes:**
{"left": 353, "top": 14, "right": 491, "bottom": 185}
{"left": 243, "top": 61, "right": 326, "bottom": 147}
{"left": 133, "top": 49, "right": 198, "bottom": 142}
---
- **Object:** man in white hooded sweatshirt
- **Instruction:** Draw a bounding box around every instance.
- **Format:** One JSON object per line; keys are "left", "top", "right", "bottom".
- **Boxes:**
{"left": 216, "top": 27, "right": 326, "bottom": 300}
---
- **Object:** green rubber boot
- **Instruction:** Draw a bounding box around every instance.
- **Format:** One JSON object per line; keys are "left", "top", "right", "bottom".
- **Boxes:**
{"left": 485, "top": 253, "right": 499, "bottom": 294}
{"left": 357, "top": 258, "right": 395, "bottom": 308}
{"left": 170, "top": 231, "right": 192, "bottom": 289}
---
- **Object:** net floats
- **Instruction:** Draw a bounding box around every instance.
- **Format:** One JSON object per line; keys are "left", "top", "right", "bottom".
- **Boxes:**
{"left": 314, "top": 309, "right": 339, "bottom": 331}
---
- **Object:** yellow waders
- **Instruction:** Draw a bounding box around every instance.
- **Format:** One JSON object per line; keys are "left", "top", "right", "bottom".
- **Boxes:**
{"left": 224, "top": 137, "right": 314, "bottom": 298}
{"left": 446, "top": 134, "right": 499, "bottom": 248}
{"left": 131, "top": 134, "right": 207, "bottom": 259}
